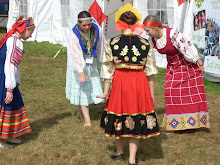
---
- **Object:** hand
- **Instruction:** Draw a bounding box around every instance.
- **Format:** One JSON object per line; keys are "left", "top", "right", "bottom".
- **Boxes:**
{"left": 199, "top": 65, "right": 204, "bottom": 75}
{"left": 5, "top": 91, "right": 13, "bottom": 104}
{"left": 96, "top": 94, "right": 109, "bottom": 103}
{"left": 151, "top": 95, "right": 155, "bottom": 104}
{"left": 79, "top": 72, "right": 87, "bottom": 83}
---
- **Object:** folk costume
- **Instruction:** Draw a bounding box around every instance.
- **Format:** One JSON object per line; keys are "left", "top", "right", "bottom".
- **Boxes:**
{"left": 66, "top": 21, "right": 104, "bottom": 106}
{"left": 100, "top": 3, "right": 160, "bottom": 139}
{"left": 0, "top": 17, "right": 34, "bottom": 139}
{"left": 144, "top": 20, "right": 210, "bottom": 131}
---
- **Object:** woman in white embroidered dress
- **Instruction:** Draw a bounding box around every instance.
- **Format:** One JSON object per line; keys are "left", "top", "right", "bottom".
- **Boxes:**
{"left": 143, "top": 15, "right": 210, "bottom": 134}
{"left": 66, "top": 11, "right": 104, "bottom": 127}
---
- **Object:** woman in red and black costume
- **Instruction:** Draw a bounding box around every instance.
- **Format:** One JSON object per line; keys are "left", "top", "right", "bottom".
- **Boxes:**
{"left": 97, "top": 3, "right": 160, "bottom": 165}
{"left": 143, "top": 15, "right": 210, "bottom": 134}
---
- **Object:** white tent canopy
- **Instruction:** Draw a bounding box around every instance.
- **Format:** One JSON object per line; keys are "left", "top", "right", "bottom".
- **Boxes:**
{"left": 7, "top": 0, "right": 153, "bottom": 45}
{"left": 6, "top": 0, "right": 173, "bottom": 74}
{"left": 7, "top": 0, "right": 176, "bottom": 43}
{"left": 7, "top": 0, "right": 104, "bottom": 45}
{"left": 6, "top": 1, "right": 220, "bottom": 82}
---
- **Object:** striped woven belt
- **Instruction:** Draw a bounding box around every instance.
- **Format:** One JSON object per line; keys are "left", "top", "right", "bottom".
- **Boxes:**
{"left": 115, "top": 64, "right": 144, "bottom": 70}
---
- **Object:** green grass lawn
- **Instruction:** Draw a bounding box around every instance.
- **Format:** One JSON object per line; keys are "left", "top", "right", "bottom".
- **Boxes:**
{"left": 0, "top": 41, "right": 220, "bottom": 165}
{"left": 0, "top": 27, "right": 6, "bottom": 33}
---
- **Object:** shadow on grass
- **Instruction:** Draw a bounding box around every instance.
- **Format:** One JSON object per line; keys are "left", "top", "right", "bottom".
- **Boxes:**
{"left": 155, "top": 107, "right": 166, "bottom": 115}
{"left": 106, "top": 135, "right": 167, "bottom": 161}
{"left": 89, "top": 103, "right": 106, "bottom": 120}
{"left": 138, "top": 135, "right": 166, "bottom": 160}
{"left": 22, "top": 112, "right": 72, "bottom": 142}
{"left": 90, "top": 103, "right": 167, "bottom": 160}
{"left": 174, "top": 128, "right": 211, "bottom": 134}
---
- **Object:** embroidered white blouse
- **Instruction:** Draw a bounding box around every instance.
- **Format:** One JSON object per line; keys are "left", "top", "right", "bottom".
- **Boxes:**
{"left": 67, "top": 24, "right": 105, "bottom": 73}
{"left": 4, "top": 34, "right": 23, "bottom": 91}
{"left": 153, "top": 28, "right": 199, "bottom": 63}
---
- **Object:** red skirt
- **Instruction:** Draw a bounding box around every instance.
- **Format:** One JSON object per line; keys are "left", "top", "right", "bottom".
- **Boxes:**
{"left": 100, "top": 69, "right": 160, "bottom": 139}
{"left": 163, "top": 63, "right": 210, "bottom": 131}
{"left": 106, "top": 69, "right": 154, "bottom": 115}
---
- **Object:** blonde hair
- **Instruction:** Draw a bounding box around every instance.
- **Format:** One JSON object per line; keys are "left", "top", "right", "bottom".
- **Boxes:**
{"left": 144, "top": 15, "right": 163, "bottom": 28}
{"left": 15, "top": 16, "right": 22, "bottom": 22}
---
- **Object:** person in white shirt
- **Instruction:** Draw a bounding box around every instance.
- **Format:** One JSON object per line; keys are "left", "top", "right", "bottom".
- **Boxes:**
{"left": 66, "top": 11, "right": 105, "bottom": 127}
{"left": 0, "top": 16, "right": 35, "bottom": 149}
{"left": 144, "top": 15, "right": 210, "bottom": 134}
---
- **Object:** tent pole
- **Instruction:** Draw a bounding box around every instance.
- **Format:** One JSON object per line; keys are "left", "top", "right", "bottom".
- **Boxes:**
{"left": 53, "top": 45, "right": 65, "bottom": 59}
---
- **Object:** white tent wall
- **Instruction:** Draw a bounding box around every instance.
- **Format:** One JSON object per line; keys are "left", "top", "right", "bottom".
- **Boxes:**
{"left": 167, "top": 0, "right": 174, "bottom": 28}
{"left": 7, "top": 0, "right": 104, "bottom": 46}
{"left": 6, "top": 0, "right": 172, "bottom": 69}
{"left": 103, "top": 0, "right": 134, "bottom": 40}
{"left": 7, "top": 0, "right": 19, "bottom": 30}
{"left": 133, "top": 0, "right": 148, "bottom": 39}
{"left": 31, "top": 1, "right": 54, "bottom": 42}
{"left": 51, "top": 0, "right": 104, "bottom": 45}
{"left": 0, "top": 17, "right": 8, "bottom": 27}
{"left": 6, "top": 0, "right": 178, "bottom": 70}
{"left": 50, "top": 0, "right": 82, "bottom": 45}
{"left": 7, "top": 0, "right": 172, "bottom": 44}
{"left": 133, "top": 0, "right": 148, "bottom": 24}
{"left": 173, "top": 0, "right": 188, "bottom": 33}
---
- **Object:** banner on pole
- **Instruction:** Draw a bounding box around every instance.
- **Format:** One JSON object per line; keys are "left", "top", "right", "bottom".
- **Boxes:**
{"left": 0, "top": 0, "right": 9, "bottom": 17}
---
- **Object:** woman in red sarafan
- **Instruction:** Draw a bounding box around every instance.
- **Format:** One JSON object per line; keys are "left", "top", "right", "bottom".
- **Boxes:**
{"left": 97, "top": 3, "right": 160, "bottom": 165}
{"left": 143, "top": 15, "right": 210, "bottom": 134}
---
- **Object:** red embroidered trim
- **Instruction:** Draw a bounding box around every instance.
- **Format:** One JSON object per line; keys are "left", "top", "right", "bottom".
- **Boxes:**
{"left": 10, "top": 38, "right": 23, "bottom": 68}
{"left": 6, "top": 89, "right": 13, "bottom": 92}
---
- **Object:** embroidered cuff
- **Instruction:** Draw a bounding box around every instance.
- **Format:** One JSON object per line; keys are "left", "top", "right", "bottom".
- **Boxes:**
{"left": 193, "top": 56, "right": 200, "bottom": 64}
{"left": 78, "top": 69, "right": 84, "bottom": 73}
{"left": 7, "top": 88, "right": 13, "bottom": 92}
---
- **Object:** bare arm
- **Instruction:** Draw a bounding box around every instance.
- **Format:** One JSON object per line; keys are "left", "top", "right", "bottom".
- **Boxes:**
{"left": 97, "top": 81, "right": 111, "bottom": 102}
{"left": 147, "top": 75, "right": 155, "bottom": 103}
{"left": 196, "top": 58, "right": 204, "bottom": 75}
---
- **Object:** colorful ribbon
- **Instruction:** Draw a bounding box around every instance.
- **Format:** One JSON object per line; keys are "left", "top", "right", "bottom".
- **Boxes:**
{"left": 115, "top": 20, "right": 144, "bottom": 35}
{"left": 143, "top": 21, "right": 166, "bottom": 28}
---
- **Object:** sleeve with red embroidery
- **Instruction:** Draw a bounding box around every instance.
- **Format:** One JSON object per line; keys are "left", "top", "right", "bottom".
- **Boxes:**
{"left": 170, "top": 29, "right": 200, "bottom": 63}
{"left": 4, "top": 36, "right": 23, "bottom": 92}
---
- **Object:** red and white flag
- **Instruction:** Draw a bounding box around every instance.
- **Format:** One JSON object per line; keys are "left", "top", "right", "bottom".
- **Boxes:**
{"left": 88, "top": 0, "right": 106, "bottom": 25}
{"left": 177, "top": 0, "right": 188, "bottom": 6}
